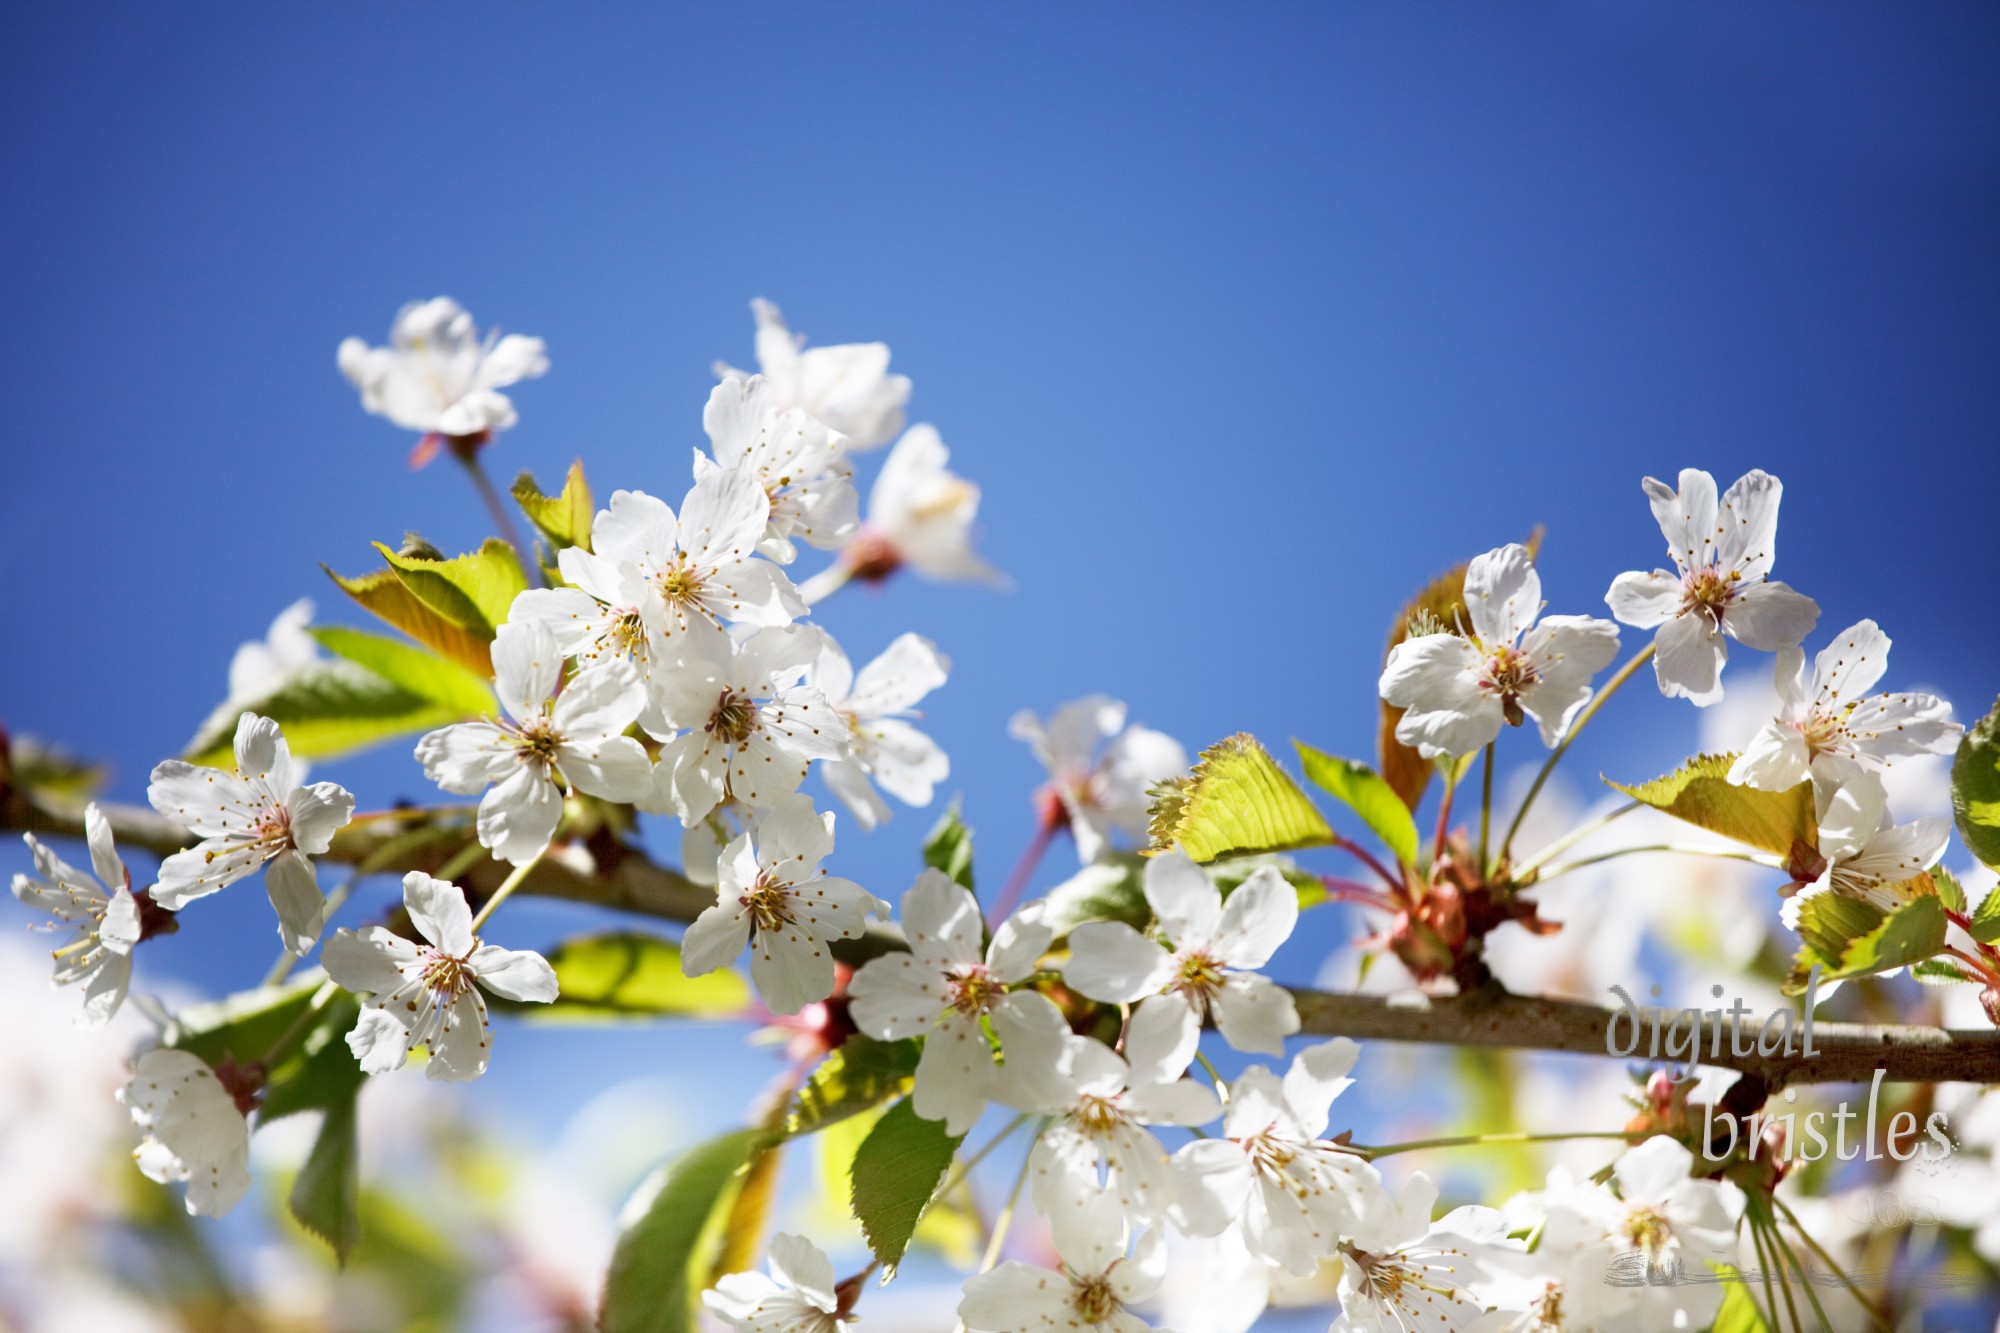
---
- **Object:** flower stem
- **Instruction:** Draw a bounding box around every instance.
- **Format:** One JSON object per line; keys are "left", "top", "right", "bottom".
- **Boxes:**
{"left": 1333, "top": 835, "right": 1404, "bottom": 889}
{"left": 1499, "top": 641, "right": 1655, "bottom": 862}
{"left": 799, "top": 561, "right": 854, "bottom": 607}
{"left": 1511, "top": 800, "right": 1641, "bottom": 879}
{"left": 456, "top": 450, "right": 538, "bottom": 584}
{"left": 990, "top": 818, "right": 1058, "bottom": 925}
{"left": 1772, "top": 1194, "right": 1892, "bottom": 1333}
{"left": 978, "top": 1133, "right": 1039, "bottom": 1273}
{"left": 1532, "top": 843, "right": 1781, "bottom": 882}
{"left": 1477, "top": 743, "right": 1495, "bottom": 876}
{"left": 1351, "top": 1129, "right": 1632, "bottom": 1161}
{"left": 469, "top": 852, "right": 543, "bottom": 933}
{"left": 936, "top": 1113, "right": 1031, "bottom": 1201}
{"left": 1431, "top": 765, "right": 1458, "bottom": 867}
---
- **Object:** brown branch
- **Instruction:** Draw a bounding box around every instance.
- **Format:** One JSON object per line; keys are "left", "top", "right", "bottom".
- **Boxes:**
{"left": 10, "top": 789, "right": 1997, "bottom": 1085}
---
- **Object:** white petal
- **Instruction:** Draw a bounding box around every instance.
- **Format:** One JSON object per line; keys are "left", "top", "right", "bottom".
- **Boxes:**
{"left": 471, "top": 945, "right": 559, "bottom": 1003}
{"left": 1281, "top": 1038, "right": 1359, "bottom": 1137}
{"left": 490, "top": 620, "right": 561, "bottom": 723}
{"left": 1729, "top": 722, "right": 1810, "bottom": 791}
{"left": 1143, "top": 850, "right": 1224, "bottom": 946}
{"left": 233, "top": 713, "right": 293, "bottom": 790}
{"left": 402, "top": 871, "right": 476, "bottom": 955}
{"left": 414, "top": 721, "right": 516, "bottom": 795}
{"left": 1380, "top": 635, "right": 1495, "bottom": 758}
{"left": 1645, "top": 469, "right": 1719, "bottom": 573}
{"left": 560, "top": 735, "right": 654, "bottom": 804}
{"left": 1064, "top": 922, "right": 1175, "bottom": 1003}
{"left": 1604, "top": 569, "right": 1681, "bottom": 628}
{"left": 680, "top": 902, "right": 750, "bottom": 976}
{"left": 147, "top": 760, "right": 250, "bottom": 839}
{"left": 1169, "top": 1138, "right": 1253, "bottom": 1237}
{"left": 748, "top": 926, "right": 835, "bottom": 1017}
{"left": 348, "top": 1006, "right": 414, "bottom": 1075}
{"left": 263, "top": 851, "right": 326, "bottom": 955}
{"left": 1725, "top": 579, "right": 1819, "bottom": 652}
{"left": 1123, "top": 990, "right": 1200, "bottom": 1083}
{"left": 849, "top": 632, "right": 951, "bottom": 715}
{"left": 591, "top": 489, "right": 680, "bottom": 569}
{"left": 1211, "top": 866, "right": 1296, "bottom": 970}
{"left": 992, "top": 991, "right": 1079, "bottom": 1113}
{"left": 322, "top": 926, "right": 418, "bottom": 994}
{"left": 958, "top": 1263, "right": 1074, "bottom": 1329}
{"left": 477, "top": 764, "right": 562, "bottom": 865}
{"left": 913, "top": 1013, "right": 994, "bottom": 1133}
{"left": 847, "top": 952, "right": 948, "bottom": 1040}
{"left": 1716, "top": 468, "right": 1781, "bottom": 579}
{"left": 424, "top": 988, "right": 493, "bottom": 1082}
{"left": 764, "top": 1232, "right": 839, "bottom": 1312}
{"left": 1463, "top": 543, "right": 1540, "bottom": 647}
{"left": 987, "top": 904, "right": 1054, "bottom": 983}
{"left": 1212, "top": 974, "right": 1300, "bottom": 1058}
{"left": 1652, "top": 612, "right": 1726, "bottom": 705}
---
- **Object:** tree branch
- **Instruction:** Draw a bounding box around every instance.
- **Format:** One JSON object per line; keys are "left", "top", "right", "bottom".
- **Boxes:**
{"left": 12, "top": 790, "right": 1997, "bottom": 1085}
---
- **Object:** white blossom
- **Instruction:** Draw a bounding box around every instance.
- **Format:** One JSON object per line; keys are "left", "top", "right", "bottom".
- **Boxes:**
{"left": 1021, "top": 1006, "right": 1221, "bottom": 1225}
{"left": 804, "top": 424, "right": 1003, "bottom": 600}
{"left": 117, "top": 1049, "right": 252, "bottom": 1217}
{"left": 811, "top": 630, "right": 950, "bottom": 830}
{"left": 848, "top": 869, "right": 1071, "bottom": 1134}
{"left": 225, "top": 598, "right": 321, "bottom": 706}
{"left": 716, "top": 298, "right": 910, "bottom": 449}
{"left": 322, "top": 871, "right": 558, "bottom": 1082}
{"left": 415, "top": 621, "right": 654, "bottom": 865}
{"left": 1170, "top": 1039, "right": 1392, "bottom": 1276}
{"left": 680, "top": 795, "right": 886, "bottom": 1016}
{"left": 1605, "top": 468, "right": 1819, "bottom": 705}
{"left": 1331, "top": 1174, "right": 1516, "bottom": 1333}
{"left": 12, "top": 805, "right": 142, "bottom": 1026}
{"left": 697, "top": 375, "right": 858, "bottom": 563}
{"left": 1783, "top": 815, "right": 1951, "bottom": 930}
{"left": 704, "top": 1232, "right": 851, "bottom": 1332}
{"left": 337, "top": 297, "right": 548, "bottom": 451}
{"left": 148, "top": 713, "right": 355, "bottom": 953}
{"left": 645, "top": 624, "right": 846, "bottom": 826}
{"left": 959, "top": 1193, "right": 1168, "bottom": 1333}
{"left": 1010, "top": 696, "right": 1186, "bottom": 863}
{"left": 1063, "top": 852, "right": 1300, "bottom": 1058}
{"left": 1380, "top": 544, "right": 1620, "bottom": 758}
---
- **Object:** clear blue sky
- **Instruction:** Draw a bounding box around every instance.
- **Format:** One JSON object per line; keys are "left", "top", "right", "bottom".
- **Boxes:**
{"left": 3, "top": 0, "right": 1998, "bottom": 1312}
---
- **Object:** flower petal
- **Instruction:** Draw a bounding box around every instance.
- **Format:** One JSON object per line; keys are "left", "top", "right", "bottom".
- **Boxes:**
{"left": 403, "top": 871, "right": 476, "bottom": 955}
{"left": 1064, "top": 922, "right": 1175, "bottom": 1004}
{"left": 470, "top": 945, "right": 559, "bottom": 1003}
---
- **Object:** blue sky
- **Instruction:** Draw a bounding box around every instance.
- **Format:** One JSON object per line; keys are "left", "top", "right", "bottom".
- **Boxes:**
{"left": 4, "top": 1, "right": 1998, "bottom": 1322}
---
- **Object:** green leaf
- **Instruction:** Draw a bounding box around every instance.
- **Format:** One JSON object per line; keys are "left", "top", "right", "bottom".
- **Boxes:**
{"left": 922, "top": 801, "right": 976, "bottom": 891}
{"left": 1934, "top": 864, "right": 1967, "bottom": 912}
{"left": 171, "top": 975, "right": 327, "bottom": 1068}
{"left": 786, "top": 1037, "right": 922, "bottom": 1137}
{"left": 1912, "top": 957, "right": 1978, "bottom": 985}
{"left": 849, "top": 1097, "right": 963, "bottom": 1275}
{"left": 1707, "top": 1269, "right": 1773, "bottom": 1333}
{"left": 1953, "top": 693, "right": 2000, "bottom": 871}
{"left": 1607, "top": 753, "right": 1816, "bottom": 858}
{"left": 512, "top": 459, "right": 595, "bottom": 553}
{"left": 601, "top": 1127, "right": 765, "bottom": 1333}
{"left": 1785, "top": 892, "right": 1885, "bottom": 993}
{"left": 1038, "top": 856, "right": 1149, "bottom": 937}
{"left": 259, "top": 992, "right": 366, "bottom": 1122}
{"left": 492, "top": 932, "right": 750, "bottom": 1022}
{"left": 1147, "top": 733, "right": 1331, "bottom": 863}
{"left": 1294, "top": 742, "right": 1420, "bottom": 867}
{"left": 1787, "top": 890, "right": 1947, "bottom": 991}
{"left": 1969, "top": 876, "right": 2000, "bottom": 945}
{"left": 290, "top": 1095, "right": 361, "bottom": 1265}
{"left": 374, "top": 538, "right": 527, "bottom": 636}
{"left": 1835, "top": 892, "right": 1947, "bottom": 980}
{"left": 183, "top": 659, "right": 474, "bottom": 767}
{"left": 324, "top": 562, "right": 495, "bottom": 676}
{"left": 709, "top": 1143, "right": 781, "bottom": 1286}
{"left": 311, "top": 626, "right": 495, "bottom": 715}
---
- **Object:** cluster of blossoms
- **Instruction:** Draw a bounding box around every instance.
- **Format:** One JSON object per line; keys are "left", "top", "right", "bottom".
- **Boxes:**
{"left": 12, "top": 296, "right": 1995, "bottom": 1333}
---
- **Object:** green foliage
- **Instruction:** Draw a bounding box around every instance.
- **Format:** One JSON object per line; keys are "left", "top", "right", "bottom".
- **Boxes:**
{"left": 184, "top": 657, "right": 480, "bottom": 767}
{"left": 258, "top": 992, "right": 366, "bottom": 1122}
{"left": 922, "top": 801, "right": 976, "bottom": 890}
{"left": 312, "top": 626, "right": 496, "bottom": 715}
{"left": 1953, "top": 694, "right": 2000, "bottom": 871}
{"left": 1, "top": 735, "right": 106, "bottom": 800}
{"left": 494, "top": 931, "right": 750, "bottom": 1022}
{"left": 1786, "top": 891, "right": 1946, "bottom": 993}
{"left": 290, "top": 1095, "right": 361, "bottom": 1265}
{"left": 849, "top": 1096, "right": 963, "bottom": 1275}
{"left": 172, "top": 976, "right": 325, "bottom": 1068}
{"left": 1608, "top": 753, "right": 1816, "bottom": 858}
{"left": 1968, "top": 876, "right": 2000, "bottom": 945}
{"left": 1294, "top": 742, "right": 1420, "bottom": 867}
{"left": 1707, "top": 1270, "right": 1773, "bottom": 1333}
{"left": 326, "top": 537, "right": 528, "bottom": 676}
{"left": 1039, "top": 855, "right": 1149, "bottom": 937}
{"left": 710, "top": 1143, "right": 781, "bottom": 1286}
{"left": 601, "top": 1128, "right": 765, "bottom": 1333}
{"left": 512, "top": 459, "right": 595, "bottom": 552}
{"left": 786, "top": 1037, "right": 922, "bottom": 1137}
{"left": 172, "top": 977, "right": 367, "bottom": 1123}
{"left": 1912, "top": 957, "right": 1978, "bottom": 985}
{"left": 1934, "top": 864, "right": 1967, "bottom": 912}
{"left": 1148, "top": 733, "right": 1331, "bottom": 863}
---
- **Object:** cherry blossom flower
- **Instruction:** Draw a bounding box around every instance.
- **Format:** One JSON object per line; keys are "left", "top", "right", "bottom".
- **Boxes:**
{"left": 1010, "top": 696, "right": 1186, "bottom": 863}
{"left": 1018, "top": 1005, "right": 1221, "bottom": 1224}
{"left": 117, "top": 1049, "right": 253, "bottom": 1217}
{"left": 680, "top": 795, "right": 887, "bottom": 1016}
{"left": 322, "top": 871, "right": 558, "bottom": 1082}
{"left": 704, "top": 1232, "right": 852, "bottom": 1332}
{"left": 1782, "top": 816, "right": 1951, "bottom": 930}
{"left": 337, "top": 297, "right": 548, "bottom": 465}
{"left": 811, "top": 630, "right": 951, "bottom": 830}
{"left": 1729, "top": 619, "right": 1960, "bottom": 848}
{"left": 555, "top": 479, "right": 805, "bottom": 650}
{"left": 1331, "top": 1174, "right": 1515, "bottom": 1333}
{"left": 13, "top": 806, "right": 142, "bottom": 1026}
{"left": 1605, "top": 468, "right": 1819, "bottom": 705}
{"left": 848, "top": 869, "right": 1072, "bottom": 1133}
{"left": 1380, "top": 544, "right": 1620, "bottom": 758}
{"left": 802, "top": 424, "right": 1002, "bottom": 600}
{"left": 148, "top": 714, "right": 355, "bottom": 954}
{"left": 1063, "top": 852, "right": 1300, "bottom": 1057}
{"left": 416, "top": 621, "right": 654, "bottom": 865}
{"left": 716, "top": 298, "right": 910, "bottom": 450}
{"left": 697, "top": 375, "right": 858, "bottom": 563}
{"left": 505, "top": 572, "right": 677, "bottom": 739}
{"left": 225, "top": 598, "right": 321, "bottom": 707}
{"left": 1170, "top": 1039, "right": 1392, "bottom": 1276}
{"left": 959, "top": 1193, "right": 1168, "bottom": 1333}
{"left": 645, "top": 624, "right": 846, "bottom": 826}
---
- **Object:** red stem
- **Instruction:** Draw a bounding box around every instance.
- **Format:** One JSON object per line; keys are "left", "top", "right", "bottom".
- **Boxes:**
{"left": 1333, "top": 835, "right": 1404, "bottom": 890}
{"left": 991, "top": 819, "right": 1059, "bottom": 925}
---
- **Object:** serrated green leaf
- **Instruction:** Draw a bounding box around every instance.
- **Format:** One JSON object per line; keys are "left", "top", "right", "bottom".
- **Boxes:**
{"left": 290, "top": 1095, "right": 361, "bottom": 1265}
{"left": 324, "top": 562, "right": 495, "bottom": 676}
{"left": 786, "top": 1037, "right": 922, "bottom": 1137}
{"left": 1608, "top": 753, "right": 1815, "bottom": 858}
{"left": 1784, "top": 892, "right": 1884, "bottom": 994}
{"left": 375, "top": 538, "right": 527, "bottom": 635}
{"left": 1148, "top": 734, "right": 1331, "bottom": 863}
{"left": 1969, "top": 878, "right": 2000, "bottom": 945}
{"left": 1788, "top": 890, "right": 1947, "bottom": 990}
{"left": 512, "top": 459, "right": 595, "bottom": 553}
{"left": 849, "top": 1097, "right": 963, "bottom": 1275}
{"left": 1934, "top": 864, "right": 1967, "bottom": 913}
{"left": 1954, "top": 694, "right": 2000, "bottom": 871}
{"left": 922, "top": 802, "right": 976, "bottom": 891}
{"left": 1294, "top": 742, "right": 1420, "bottom": 867}
{"left": 709, "top": 1143, "right": 781, "bottom": 1286}
{"left": 1912, "top": 957, "right": 1977, "bottom": 985}
{"left": 1836, "top": 892, "right": 1947, "bottom": 980}
{"left": 491, "top": 931, "right": 749, "bottom": 1022}
{"left": 183, "top": 659, "right": 473, "bottom": 767}
{"left": 602, "top": 1127, "right": 764, "bottom": 1333}
{"left": 311, "top": 626, "right": 495, "bottom": 715}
